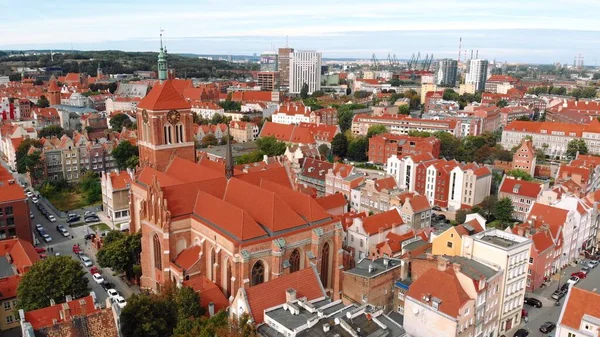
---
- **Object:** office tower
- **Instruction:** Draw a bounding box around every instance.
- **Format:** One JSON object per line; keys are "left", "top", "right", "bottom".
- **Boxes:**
{"left": 466, "top": 59, "right": 489, "bottom": 91}
{"left": 277, "top": 47, "right": 294, "bottom": 88}
{"left": 435, "top": 59, "right": 458, "bottom": 86}
{"left": 289, "top": 50, "right": 322, "bottom": 94}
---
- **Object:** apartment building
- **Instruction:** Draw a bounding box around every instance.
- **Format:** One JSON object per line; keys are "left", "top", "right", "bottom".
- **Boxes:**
{"left": 435, "top": 59, "right": 458, "bottom": 86}
{"left": 395, "top": 192, "right": 433, "bottom": 230}
{"left": 190, "top": 101, "right": 224, "bottom": 120}
{"left": 298, "top": 158, "right": 353, "bottom": 196}
{"left": 501, "top": 120, "right": 600, "bottom": 159}
{"left": 387, "top": 153, "right": 436, "bottom": 191}
{"left": 277, "top": 47, "right": 294, "bottom": 88}
{"left": 289, "top": 50, "right": 322, "bottom": 94}
{"left": 105, "top": 96, "right": 141, "bottom": 114}
{"left": 510, "top": 223, "right": 556, "bottom": 292}
{"left": 0, "top": 166, "right": 33, "bottom": 243}
{"left": 500, "top": 107, "right": 532, "bottom": 127}
{"left": 0, "top": 123, "right": 37, "bottom": 171}
{"left": 271, "top": 102, "right": 311, "bottom": 124}
{"left": 229, "top": 121, "right": 259, "bottom": 143}
{"left": 431, "top": 216, "right": 485, "bottom": 256}
{"left": 462, "top": 230, "right": 532, "bottom": 336}
{"left": 466, "top": 59, "right": 489, "bottom": 91}
{"left": 512, "top": 139, "right": 537, "bottom": 176}
{"left": 350, "top": 176, "right": 400, "bottom": 214}
{"left": 352, "top": 114, "right": 461, "bottom": 137}
{"left": 324, "top": 166, "right": 364, "bottom": 200}
{"left": 101, "top": 170, "right": 132, "bottom": 224}
{"left": 498, "top": 176, "right": 543, "bottom": 221}
{"left": 342, "top": 257, "right": 402, "bottom": 310}
{"left": 368, "top": 133, "right": 440, "bottom": 164}
{"left": 485, "top": 75, "right": 518, "bottom": 94}
{"left": 256, "top": 71, "right": 279, "bottom": 91}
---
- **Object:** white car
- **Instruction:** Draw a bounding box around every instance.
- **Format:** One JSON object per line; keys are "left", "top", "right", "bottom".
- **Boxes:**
{"left": 29, "top": 212, "right": 34, "bottom": 219}
{"left": 113, "top": 296, "right": 127, "bottom": 309}
{"left": 587, "top": 260, "right": 598, "bottom": 269}
{"left": 107, "top": 289, "right": 119, "bottom": 300}
{"left": 80, "top": 255, "right": 93, "bottom": 267}
{"left": 26, "top": 191, "right": 33, "bottom": 198}
{"left": 32, "top": 197, "right": 39, "bottom": 204}
{"left": 92, "top": 273, "right": 104, "bottom": 284}
{"left": 48, "top": 215, "right": 56, "bottom": 223}
{"left": 42, "top": 234, "right": 52, "bottom": 242}
{"left": 35, "top": 224, "right": 43, "bottom": 231}
{"left": 567, "top": 276, "right": 580, "bottom": 286}
{"left": 59, "top": 228, "right": 70, "bottom": 237}
{"left": 84, "top": 211, "right": 95, "bottom": 217}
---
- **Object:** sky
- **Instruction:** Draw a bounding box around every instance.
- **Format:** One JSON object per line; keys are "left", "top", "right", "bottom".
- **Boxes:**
{"left": 1, "top": 0, "right": 600, "bottom": 64}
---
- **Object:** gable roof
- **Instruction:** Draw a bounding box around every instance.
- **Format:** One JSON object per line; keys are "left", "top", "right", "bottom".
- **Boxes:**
{"left": 258, "top": 179, "right": 331, "bottom": 223}
{"left": 499, "top": 177, "right": 543, "bottom": 199}
{"left": 244, "top": 266, "right": 325, "bottom": 324}
{"left": 374, "top": 176, "right": 398, "bottom": 192}
{"left": 173, "top": 245, "right": 201, "bottom": 270}
{"left": 315, "top": 193, "right": 347, "bottom": 211}
{"left": 183, "top": 276, "right": 229, "bottom": 315}
{"left": 361, "top": 209, "right": 404, "bottom": 235}
{"left": 406, "top": 267, "right": 471, "bottom": 317}
{"left": 24, "top": 295, "right": 100, "bottom": 330}
{"left": 559, "top": 287, "right": 600, "bottom": 331}
{"left": 137, "top": 80, "right": 191, "bottom": 110}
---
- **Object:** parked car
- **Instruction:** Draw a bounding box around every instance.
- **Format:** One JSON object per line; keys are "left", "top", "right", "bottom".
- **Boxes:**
{"left": 571, "top": 271, "right": 587, "bottom": 279}
{"left": 34, "top": 247, "right": 46, "bottom": 253}
{"left": 551, "top": 289, "right": 568, "bottom": 300}
{"left": 31, "top": 197, "right": 39, "bottom": 204}
{"left": 72, "top": 245, "right": 81, "bottom": 254}
{"left": 84, "top": 217, "right": 100, "bottom": 223}
{"left": 513, "top": 328, "right": 529, "bottom": 337}
{"left": 113, "top": 296, "right": 127, "bottom": 309}
{"left": 561, "top": 283, "right": 570, "bottom": 291}
{"left": 588, "top": 260, "right": 599, "bottom": 268}
{"left": 67, "top": 216, "right": 81, "bottom": 223}
{"left": 436, "top": 214, "right": 446, "bottom": 221}
{"left": 59, "top": 228, "right": 69, "bottom": 237}
{"left": 107, "top": 289, "right": 119, "bottom": 300}
{"left": 47, "top": 215, "right": 56, "bottom": 223}
{"left": 90, "top": 266, "right": 101, "bottom": 275}
{"left": 539, "top": 321, "right": 556, "bottom": 333}
{"left": 432, "top": 206, "right": 442, "bottom": 211}
{"left": 567, "top": 276, "right": 580, "bottom": 286}
{"left": 581, "top": 266, "right": 591, "bottom": 274}
{"left": 26, "top": 191, "right": 33, "bottom": 198}
{"left": 80, "top": 255, "right": 93, "bottom": 267}
{"left": 92, "top": 273, "right": 105, "bottom": 284}
{"left": 35, "top": 224, "right": 43, "bottom": 232}
{"left": 42, "top": 234, "right": 52, "bottom": 243}
{"left": 524, "top": 297, "right": 542, "bottom": 308}
{"left": 29, "top": 212, "right": 34, "bottom": 219}
{"left": 84, "top": 211, "right": 95, "bottom": 217}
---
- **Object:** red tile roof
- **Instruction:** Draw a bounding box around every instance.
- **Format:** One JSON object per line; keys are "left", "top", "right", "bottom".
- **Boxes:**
{"left": 531, "top": 231, "right": 554, "bottom": 253}
{"left": 315, "top": 193, "right": 347, "bottom": 211}
{"left": 407, "top": 267, "right": 471, "bottom": 317}
{"left": 361, "top": 209, "right": 403, "bottom": 235}
{"left": 0, "top": 275, "right": 20, "bottom": 300}
{"left": 528, "top": 203, "right": 568, "bottom": 231}
{"left": 24, "top": 295, "right": 100, "bottom": 330}
{"left": 258, "top": 180, "right": 331, "bottom": 222}
{"left": 405, "top": 194, "right": 431, "bottom": 212}
{"left": 499, "top": 177, "right": 543, "bottom": 199}
{"left": 108, "top": 170, "right": 131, "bottom": 190}
{"left": 374, "top": 176, "right": 398, "bottom": 192}
{"left": 560, "top": 287, "right": 600, "bottom": 331}
{"left": 138, "top": 80, "right": 191, "bottom": 111}
{"left": 245, "top": 266, "right": 325, "bottom": 324}
{"left": 174, "top": 245, "right": 201, "bottom": 270}
{"left": 183, "top": 276, "right": 229, "bottom": 315}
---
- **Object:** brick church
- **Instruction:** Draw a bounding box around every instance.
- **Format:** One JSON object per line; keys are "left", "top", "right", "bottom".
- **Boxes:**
{"left": 128, "top": 43, "right": 343, "bottom": 303}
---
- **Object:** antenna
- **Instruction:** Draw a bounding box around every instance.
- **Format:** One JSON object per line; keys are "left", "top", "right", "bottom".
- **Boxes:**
{"left": 160, "top": 28, "right": 164, "bottom": 50}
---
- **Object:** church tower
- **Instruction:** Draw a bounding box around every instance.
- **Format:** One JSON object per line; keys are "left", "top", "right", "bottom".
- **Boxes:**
{"left": 137, "top": 80, "right": 195, "bottom": 171}
{"left": 47, "top": 77, "right": 61, "bottom": 106}
{"left": 158, "top": 32, "right": 168, "bottom": 82}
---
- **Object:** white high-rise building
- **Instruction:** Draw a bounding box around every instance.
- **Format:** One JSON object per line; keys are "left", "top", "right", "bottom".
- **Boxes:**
{"left": 435, "top": 59, "right": 458, "bottom": 86}
{"left": 466, "top": 59, "right": 489, "bottom": 91}
{"left": 289, "top": 51, "right": 322, "bottom": 94}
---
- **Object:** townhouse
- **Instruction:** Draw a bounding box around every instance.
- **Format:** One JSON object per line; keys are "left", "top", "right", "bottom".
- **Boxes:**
{"left": 498, "top": 176, "right": 543, "bottom": 221}
{"left": 228, "top": 121, "right": 259, "bottom": 143}
{"left": 510, "top": 222, "right": 556, "bottom": 292}
{"left": 324, "top": 165, "right": 364, "bottom": 200}
{"left": 298, "top": 157, "right": 354, "bottom": 196}
{"left": 350, "top": 176, "right": 400, "bottom": 214}
{"left": 105, "top": 96, "right": 141, "bottom": 114}
{"left": 368, "top": 133, "right": 440, "bottom": 164}
{"left": 0, "top": 123, "right": 37, "bottom": 171}
{"left": 190, "top": 101, "right": 224, "bottom": 120}
{"left": 100, "top": 170, "right": 133, "bottom": 224}
{"left": 511, "top": 139, "right": 537, "bottom": 176}
{"left": 270, "top": 102, "right": 311, "bottom": 125}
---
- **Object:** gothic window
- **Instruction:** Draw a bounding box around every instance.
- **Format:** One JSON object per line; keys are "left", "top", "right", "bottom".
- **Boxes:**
{"left": 226, "top": 261, "right": 233, "bottom": 298}
{"left": 178, "top": 124, "right": 184, "bottom": 143}
{"left": 320, "top": 242, "right": 330, "bottom": 287}
{"left": 289, "top": 249, "right": 301, "bottom": 273}
{"left": 251, "top": 260, "right": 265, "bottom": 286}
{"left": 153, "top": 234, "right": 162, "bottom": 270}
{"left": 163, "top": 124, "right": 172, "bottom": 144}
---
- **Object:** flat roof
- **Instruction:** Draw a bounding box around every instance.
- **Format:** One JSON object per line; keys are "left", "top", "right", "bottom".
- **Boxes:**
{"left": 0, "top": 257, "right": 15, "bottom": 278}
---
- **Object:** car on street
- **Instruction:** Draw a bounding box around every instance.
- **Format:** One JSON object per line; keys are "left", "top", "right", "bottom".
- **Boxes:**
{"left": 552, "top": 288, "right": 568, "bottom": 300}
{"left": 73, "top": 245, "right": 81, "bottom": 254}
{"left": 432, "top": 206, "right": 442, "bottom": 211}
{"left": 581, "top": 266, "right": 590, "bottom": 274}
{"left": 92, "top": 273, "right": 104, "bottom": 284}
{"left": 26, "top": 191, "right": 33, "bottom": 198}
{"left": 107, "top": 289, "right": 119, "bottom": 300}
{"left": 90, "top": 266, "right": 101, "bottom": 274}
{"left": 29, "top": 212, "right": 34, "bottom": 219}
{"left": 571, "top": 271, "right": 587, "bottom": 279}
{"left": 84, "top": 233, "right": 96, "bottom": 240}
{"left": 539, "top": 321, "right": 556, "bottom": 334}
{"left": 42, "top": 234, "right": 52, "bottom": 242}
{"left": 84, "top": 217, "right": 100, "bottom": 223}
{"left": 80, "top": 255, "right": 93, "bottom": 267}
{"left": 561, "top": 283, "right": 570, "bottom": 291}
{"left": 67, "top": 215, "right": 81, "bottom": 223}
{"left": 35, "top": 224, "right": 43, "bottom": 231}
{"left": 84, "top": 211, "right": 95, "bottom": 217}
{"left": 113, "top": 296, "right": 127, "bottom": 309}
{"left": 32, "top": 197, "right": 39, "bottom": 204}
{"left": 588, "top": 260, "right": 599, "bottom": 268}
{"left": 47, "top": 215, "right": 56, "bottom": 223}
{"left": 436, "top": 214, "right": 446, "bottom": 221}
{"left": 523, "top": 297, "right": 542, "bottom": 308}
{"left": 34, "top": 247, "right": 46, "bottom": 253}
{"left": 513, "top": 328, "right": 529, "bottom": 337}
{"left": 59, "top": 228, "right": 70, "bottom": 237}
{"left": 567, "top": 276, "right": 580, "bottom": 286}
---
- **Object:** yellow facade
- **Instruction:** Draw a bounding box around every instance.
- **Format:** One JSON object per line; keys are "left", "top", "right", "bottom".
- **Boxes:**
{"left": 432, "top": 227, "right": 464, "bottom": 256}
{"left": 0, "top": 298, "right": 19, "bottom": 331}
{"left": 420, "top": 83, "right": 438, "bottom": 104}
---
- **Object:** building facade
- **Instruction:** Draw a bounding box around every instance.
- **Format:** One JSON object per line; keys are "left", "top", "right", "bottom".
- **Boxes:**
{"left": 435, "top": 59, "right": 458, "bottom": 86}
{"left": 466, "top": 59, "right": 489, "bottom": 92}
{"left": 289, "top": 51, "right": 322, "bottom": 95}
{"left": 368, "top": 133, "right": 440, "bottom": 164}
{"left": 101, "top": 170, "right": 132, "bottom": 224}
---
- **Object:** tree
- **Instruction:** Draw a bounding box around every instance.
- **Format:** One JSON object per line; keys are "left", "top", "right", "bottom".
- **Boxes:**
{"left": 38, "top": 125, "right": 65, "bottom": 138}
{"left": 256, "top": 136, "right": 286, "bottom": 156}
{"left": 496, "top": 99, "right": 508, "bottom": 108}
{"left": 398, "top": 104, "right": 410, "bottom": 115}
{"left": 318, "top": 144, "right": 331, "bottom": 158}
{"left": 17, "top": 256, "right": 90, "bottom": 311}
{"left": 120, "top": 293, "right": 178, "bottom": 337}
{"left": 433, "top": 131, "right": 461, "bottom": 159}
{"left": 126, "top": 155, "right": 139, "bottom": 169}
{"left": 494, "top": 197, "right": 514, "bottom": 223}
{"left": 408, "top": 131, "right": 432, "bottom": 137}
{"left": 97, "top": 232, "right": 142, "bottom": 280}
{"left": 235, "top": 150, "right": 264, "bottom": 165}
{"left": 37, "top": 95, "right": 50, "bottom": 108}
{"left": 479, "top": 195, "right": 497, "bottom": 220}
{"left": 516, "top": 115, "right": 531, "bottom": 121}
{"left": 367, "top": 125, "right": 387, "bottom": 138}
{"left": 331, "top": 133, "right": 348, "bottom": 158}
{"left": 566, "top": 139, "right": 588, "bottom": 158}
{"left": 109, "top": 113, "right": 133, "bottom": 130}
{"left": 506, "top": 169, "right": 533, "bottom": 181}
{"left": 79, "top": 171, "right": 101, "bottom": 204}
{"left": 201, "top": 134, "right": 218, "bottom": 147}
{"left": 176, "top": 286, "right": 204, "bottom": 319}
{"left": 217, "top": 100, "right": 241, "bottom": 112}
{"left": 300, "top": 83, "right": 309, "bottom": 99}
{"left": 214, "top": 313, "right": 258, "bottom": 337}
{"left": 455, "top": 209, "right": 467, "bottom": 224}
{"left": 112, "top": 141, "right": 139, "bottom": 170}
{"left": 337, "top": 108, "right": 354, "bottom": 133}
{"left": 347, "top": 136, "right": 368, "bottom": 162}
{"left": 16, "top": 138, "right": 42, "bottom": 174}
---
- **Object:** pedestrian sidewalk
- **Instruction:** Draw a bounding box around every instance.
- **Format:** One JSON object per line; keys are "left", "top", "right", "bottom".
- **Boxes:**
{"left": 529, "top": 263, "right": 582, "bottom": 302}
{"left": 84, "top": 244, "right": 140, "bottom": 299}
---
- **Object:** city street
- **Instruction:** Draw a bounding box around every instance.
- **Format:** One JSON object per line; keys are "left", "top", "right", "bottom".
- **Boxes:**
{"left": 518, "top": 261, "right": 600, "bottom": 337}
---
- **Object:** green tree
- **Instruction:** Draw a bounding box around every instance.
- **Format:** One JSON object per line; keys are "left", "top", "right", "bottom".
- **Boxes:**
{"left": 176, "top": 286, "right": 204, "bottom": 319}
{"left": 173, "top": 311, "right": 229, "bottom": 337}
{"left": 506, "top": 169, "right": 533, "bottom": 181}
{"left": 455, "top": 209, "right": 467, "bottom": 224}
{"left": 256, "top": 136, "right": 286, "bottom": 156}
{"left": 38, "top": 125, "right": 65, "bottom": 138}
{"left": 97, "top": 232, "right": 142, "bottom": 280}
{"left": 318, "top": 144, "right": 331, "bottom": 158}
{"left": 201, "top": 134, "right": 218, "bottom": 147}
{"left": 443, "top": 89, "right": 460, "bottom": 101}
{"left": 300, "top": 83, "right": 309, "bottom": 99}
{"left": 120, "top": 293, "right": 178, "bottom": 337}
{"left": 433, "top": 131, "right": 461, "bottom": 159}
{"left": 408, "top": 131, "right": 432, "bottom": 137}
{"left": 126, "top": 155, "right": 139, "bottom": 169}
{"left": 331, "top": 133, "right": 348, "bottom": 158}
{"left": 112, "top": 141, "right": 139, "bottom": 170}
{"left": 17, "top": 256, "right": 90, "bottom": 311}
{"left": 79, "top": 171, "right": 101, "bottom": 204}
{"left": 565, "top": 139, "right": 588, "bottom": 158}
{"left": 496, "top": 99, "right": 508, "bottom": 108}
{"left": 347, "top": 136, "right": 368, "bottom": 162}
{"left": 217, "top": 100, "right": 241, "bottom": 112}
{"left": 16, "top": 139, "right": 42, "bottom": 174}
{"left": 235, "top": 150, "right": 264, "bottom": 165}
{"left": 494, "top": 197, "right": 514, "bottom": 223}
{"left": 337, "top": 108, "right": 354, "bottom": 133}
{"left": 398, "top": 104, "right": 410, "bottom": 115}
{"left": 367, "top": 125, "right": 387, "bottom": 138}
{"left": 479, "top": 195, "right": 497, "bottom": 220}
{"left": 109, "top": 113, "right": 133, "bottom": 130}
{"left": 37, "top": 95, "right": 50, "bottom": 108}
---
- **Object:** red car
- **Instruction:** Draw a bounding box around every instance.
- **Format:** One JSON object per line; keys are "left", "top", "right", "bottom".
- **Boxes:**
{"left": 39, "top": 254, "right": 47, "bottom": 259}
{"left": 571, "top": 271, "right": 587, "bottom": 279}
{"left": 72, "top": 245, "right": 81, "bottom": 254}
{"left": 90, "top": 266, "right": 101, "bottom": 275}
{"left": 35, "top": 247, "right": 46, "bottom": 253}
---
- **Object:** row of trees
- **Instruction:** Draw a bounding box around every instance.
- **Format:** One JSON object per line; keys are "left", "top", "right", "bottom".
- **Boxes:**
{"left": 97, "top": 231, "right": 142, "bottom": 281}
{"left": 455, "top": 196, "right": 515, "bottom": 228}
{"left": 236, "top": 136, "right": 287, "bottom": 164}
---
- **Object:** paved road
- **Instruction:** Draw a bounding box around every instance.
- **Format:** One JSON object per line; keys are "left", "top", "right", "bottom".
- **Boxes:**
{"left": 518, "top": 261, "right": 600, "bottom": 337}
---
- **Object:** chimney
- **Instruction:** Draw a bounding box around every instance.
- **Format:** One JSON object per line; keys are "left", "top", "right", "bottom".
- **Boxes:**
{"left": 50, "top": 299, "right": 56, "bottom": 306}
{"left": 368, "top": 263, "right": 375, "bottom": 273}
{"left": 453, "top": 263, "right": 461, "bottom": 274}
{"left": 208, "top": 302, "right": 215, "bottom": 317}
{"left": 65, "top": 295, "right": 73, "bottom": 302}
{"left": 383, "top": 257, "right": 389, "bottom": 268}
{"left": 286, "top": 288, "right": 297, "bottom": 303}
{"left": 61, "top": 302, "right": 71, "bottom": 321}
{"left": 437, "top": 256, "right": 449, "bottom": 271}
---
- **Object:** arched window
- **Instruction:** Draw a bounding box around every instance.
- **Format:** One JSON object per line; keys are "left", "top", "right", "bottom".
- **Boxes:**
{"left": 320, "top": 242, "right": 330, "bottom": 288}
{"left": 251, "top": 260, "right": 265, "bottom": 286}
{"left": 226, "top": 261, "right": 233, "bottom": 298}
{"left": 289, "top": 249, "right": 301, "bottom": 273}
{"left": 175, "top": 124, "right": 184, "bottom": 143}
{"left": 153, "top": 234, "right": 162, "bottom": 270}
{"left": 163, "top": 124, "right": 172, "bottom": 144}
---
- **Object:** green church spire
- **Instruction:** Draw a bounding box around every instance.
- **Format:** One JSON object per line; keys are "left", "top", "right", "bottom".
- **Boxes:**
{"left": 158, "top": 30, "right": 168, "bottom": 82}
